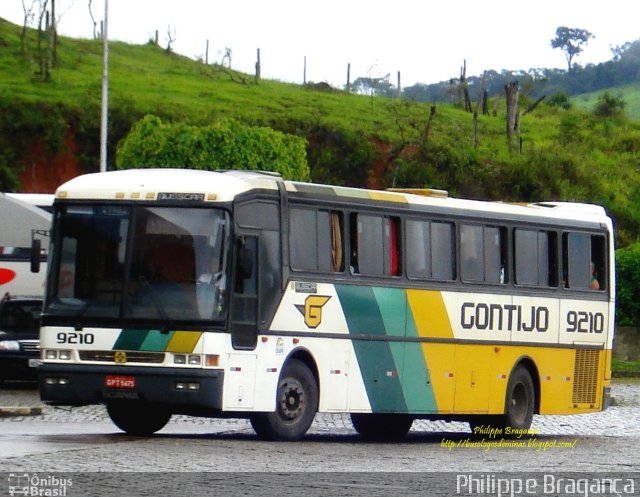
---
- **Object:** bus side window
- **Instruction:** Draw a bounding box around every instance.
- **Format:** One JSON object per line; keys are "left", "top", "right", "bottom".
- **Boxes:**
{"left": 590, "top": 235, "right": 606, "bottom": 291}
{"left": 514, "top": 229, "right": 558, "bottom": 287}
{"left": 290, "top": 208, "right": 344, "bottom": 273}
{"left": 460, "top": 224, "right": 507, "bottom": 284}
{"left": 406, "top": 219, "right": 455, "bottom": 281}
{"left": 562, "top": 232, "right": 606, "bottom": 291}
{"left": 350, "top": 213, "right": 400, "bottom": 277}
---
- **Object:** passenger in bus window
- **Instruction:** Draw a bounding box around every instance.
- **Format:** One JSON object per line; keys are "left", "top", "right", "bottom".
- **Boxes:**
{"left": 349, "top": 249, "right": 359, "bottom": 274}
{"left": 590, "top": 262, "right": 600, "bottom": 290}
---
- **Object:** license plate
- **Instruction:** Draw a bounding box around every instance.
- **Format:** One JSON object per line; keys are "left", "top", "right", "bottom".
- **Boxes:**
{"left": 28, "top": 359, "right": 42, "bottom": 368}
{"left": 105, "top": 375, "right": 136, "bottom": 389}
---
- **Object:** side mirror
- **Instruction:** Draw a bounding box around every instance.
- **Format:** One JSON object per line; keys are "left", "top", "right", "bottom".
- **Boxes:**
{"left": 30, "top": 239, "right": 42, "bottom": 273}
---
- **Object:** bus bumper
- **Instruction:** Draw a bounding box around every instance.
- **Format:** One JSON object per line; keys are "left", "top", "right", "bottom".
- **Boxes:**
{"left": 38, "top": 363, "right": 224, "bottom": 411}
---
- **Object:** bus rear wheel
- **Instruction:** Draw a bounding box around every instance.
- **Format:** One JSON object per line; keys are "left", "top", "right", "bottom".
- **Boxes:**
{"left": 250, "top": 359, "right": 318, "bottom": 441}
{"left": 106, "top": 402, "right": 171, "bottom": 435}
{"left": 502, "top": 365, "right": 535, "bottom": 431}
{"left": 471, "top": 365, "right": 535, "bottom": 435}
{"left": 350, "top": 413, "right": 414, "bottom": 441}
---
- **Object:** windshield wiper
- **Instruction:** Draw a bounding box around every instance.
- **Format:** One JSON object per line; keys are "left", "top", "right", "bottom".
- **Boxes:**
{"left": 138, "top": 276, "right": 173, "bottom": 334}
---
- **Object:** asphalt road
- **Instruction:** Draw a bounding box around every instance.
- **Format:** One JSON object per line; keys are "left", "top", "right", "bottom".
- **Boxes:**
{"left": 0, "top": 380, "right": 638, "bottom": 496}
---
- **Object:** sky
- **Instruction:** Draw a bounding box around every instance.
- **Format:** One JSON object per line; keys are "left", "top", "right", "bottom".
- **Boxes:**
{"left": 1, "top": 0, "right": 639, "bottom": 87}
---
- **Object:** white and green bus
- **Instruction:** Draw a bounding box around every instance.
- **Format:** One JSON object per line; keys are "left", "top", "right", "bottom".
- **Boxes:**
{"left": 37, "top": 169, "right": 615, "bottom": 440}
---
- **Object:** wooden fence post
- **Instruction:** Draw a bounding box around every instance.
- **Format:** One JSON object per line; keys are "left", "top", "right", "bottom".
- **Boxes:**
{"left": 255, "top": 48, "right": 261, "bottom": 83}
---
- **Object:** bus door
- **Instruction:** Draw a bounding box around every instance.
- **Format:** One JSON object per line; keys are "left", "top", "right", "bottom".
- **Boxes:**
{"left": 231, "top": 199, "right": 283, "bottom": 350}
{"left": 230, "top": 236, "right": 259, "bottom": 350}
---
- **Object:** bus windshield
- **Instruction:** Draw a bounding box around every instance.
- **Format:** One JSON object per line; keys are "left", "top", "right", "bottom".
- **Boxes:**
{"left": 45, "top": 204, "right": 231, "bottom": 323}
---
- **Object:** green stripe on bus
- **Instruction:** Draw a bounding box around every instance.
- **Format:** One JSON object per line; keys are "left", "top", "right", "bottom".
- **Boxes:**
{"left": 114, "top": 329, "right": 175, "bottom": 352}
{"left": 293, "top": 183, "right": 338, "bottom": 197}
{"left": 374, "top": 287, "right": 438, "bottom": 413}
{"left": 114, "top": 329, "right": 150, "bottom": 350}
{"left": 333, "top": 186, "right": 370, "bottom": 199}
{"left": 140, "top": 330, "right": 175, "bottom": 351}
{"left": 336, "top": 285, "right": 407, "bottom": 412}
{"left": 372, "top": 287, "right": 405, "bottom": 337}
{"left": 404, "top": 309, "right": 438, "bottom": 412}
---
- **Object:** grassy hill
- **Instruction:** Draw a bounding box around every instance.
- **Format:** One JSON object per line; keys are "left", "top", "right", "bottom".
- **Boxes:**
{"left": 0, "top": 17, "right": 412, "bottom": 140}
{"left": 574, "top": 84, "right": 640, "bottom": 119}
{"left": 2, "top": 18, "right": 640, "bottom": 245}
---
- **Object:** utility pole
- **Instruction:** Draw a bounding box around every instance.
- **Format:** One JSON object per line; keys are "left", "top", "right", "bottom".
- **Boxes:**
{"left": 99, "top": 0, "right": 109, "bottom": 172}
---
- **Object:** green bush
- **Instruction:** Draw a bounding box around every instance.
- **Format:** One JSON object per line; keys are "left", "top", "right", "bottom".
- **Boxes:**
{"left": 594, "top": 92, "right": 626, "bottom": 118}
{"left": 306, "top": 126, "right": 377, "bottom": 187}
{"left": 547, "top": 92, "right": 573, "bottom": 110}
{"left": 615, "top": 243, "right": 640, "bottom": 326}
{"left": 115, "top": 115, "right": 310, "bottom": 181}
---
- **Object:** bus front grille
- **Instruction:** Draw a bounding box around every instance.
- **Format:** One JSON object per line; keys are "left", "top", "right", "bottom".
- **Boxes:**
{"left": 78, "top": 350, "right": 165, "bottom": 364}
{"left": 572, "top": 349, "right": 601, "bottom": 405}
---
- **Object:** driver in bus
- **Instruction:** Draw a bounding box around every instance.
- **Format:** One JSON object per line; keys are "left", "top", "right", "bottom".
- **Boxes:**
{"left": 196, "top": 256, "right": 226, "bottom": 318}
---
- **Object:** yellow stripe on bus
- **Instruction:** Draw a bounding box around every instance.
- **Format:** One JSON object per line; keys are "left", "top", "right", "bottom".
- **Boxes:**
{"left": 166, "top": 331, "right": 203, "bottom": 353}
{"left": 367, "top": 191, "right": 408, "bottom": 203}
{"left": 407, "top": 290, "right": 456, "bottom": 411}
{"left": 407, "top": 290, "right": 454, "bottom": 339}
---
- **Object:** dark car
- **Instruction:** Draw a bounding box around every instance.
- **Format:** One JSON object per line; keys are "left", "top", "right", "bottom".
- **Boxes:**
{"left": 0, "top": 293, "right": 43, "bottom": 384}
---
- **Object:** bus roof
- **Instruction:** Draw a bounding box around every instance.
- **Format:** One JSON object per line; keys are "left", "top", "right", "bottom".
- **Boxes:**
{"left": 55, "top": 168, "right": 610, "bottom": 226}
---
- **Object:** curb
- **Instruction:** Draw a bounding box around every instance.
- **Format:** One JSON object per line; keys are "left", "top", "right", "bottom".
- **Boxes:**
{"left": 0, "top": 406, "right": 43, "bottom": 418}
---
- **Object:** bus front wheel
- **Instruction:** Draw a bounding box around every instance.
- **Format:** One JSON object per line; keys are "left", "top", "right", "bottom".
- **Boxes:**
{"left": 106, "top": 402, "right": 171, "bottom": 435}
{"left": 250, "top": 359, "right": 318, "bottom": 441}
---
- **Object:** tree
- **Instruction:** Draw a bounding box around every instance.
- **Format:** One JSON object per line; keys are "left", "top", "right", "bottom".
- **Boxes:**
{"left": 20, "top": 0, "right": 38, "bottom": 51}
{"left": 165, "top": 26, "right": 176, "bottom": 52}
{"left": 35, "top": 0, "right": 50, "bottom": 80}
{"left": 115, "top": 115, "right": 310, "bottom": 181}
{"left": 352, "top": 75, "right": 393, "bottom": 97}
{"left": 615, "top": 243, "right": 640, "bottom": 326}
{"left": 88, "top": 0, "right": 99, "bottom": 39}
{"left": 551, "top": 26, "right": 594, "bottom": 72}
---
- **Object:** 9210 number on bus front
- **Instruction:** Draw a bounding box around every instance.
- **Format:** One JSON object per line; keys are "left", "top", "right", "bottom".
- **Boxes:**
{"left": 56, "top": 332, "right": 95, "bottom": 344}
{"left": 566, "top": 311, "right": 605, "bottom": 334}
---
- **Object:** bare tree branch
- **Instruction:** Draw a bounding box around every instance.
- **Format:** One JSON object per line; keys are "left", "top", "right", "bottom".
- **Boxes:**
{"left": 165, "top": 25, "right": 176, "bottom": 52}
{"left": 88, "top": 0, "right": 98, "bottom": 39}
{"left": 20, "top": 0, "right": 38, "bottom": 51}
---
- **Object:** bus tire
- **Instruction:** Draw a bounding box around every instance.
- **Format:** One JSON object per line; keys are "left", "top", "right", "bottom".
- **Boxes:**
{"left": 350, "top": 413, "right": 413, "bottom": 440}
{"left": 501, "top": 365, "right": 535, "bottom": 432}
{"left": 106, "top": 403, "right": 171, "bottom": 435}
{"left": 250, "top": 359, "right": 318, "bottom": 441}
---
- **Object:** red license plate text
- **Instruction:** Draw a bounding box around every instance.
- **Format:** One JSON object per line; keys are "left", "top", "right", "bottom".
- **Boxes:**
{"left": 105, "top": 375, "right": 136, "bottom": 389}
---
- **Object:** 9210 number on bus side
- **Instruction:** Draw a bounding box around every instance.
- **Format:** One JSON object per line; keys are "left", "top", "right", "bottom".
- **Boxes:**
{"left": 566, "top": 311, "right": 605, "bottom": 334}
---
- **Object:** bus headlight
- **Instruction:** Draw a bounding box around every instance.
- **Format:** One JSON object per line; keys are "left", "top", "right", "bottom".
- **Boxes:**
{"left": 43, "top": 349, "right": 72, "bottom": 360}
{"left": 173, "top": 354, "right": 202, "bottom": 365}
{"left": 58, "top": 350, "right": 72, "bottom": 360}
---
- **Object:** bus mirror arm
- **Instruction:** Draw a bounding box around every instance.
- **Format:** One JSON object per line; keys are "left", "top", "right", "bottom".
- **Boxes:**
{"left": 30, "top": 239, "right": 41, "bottom": 273}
